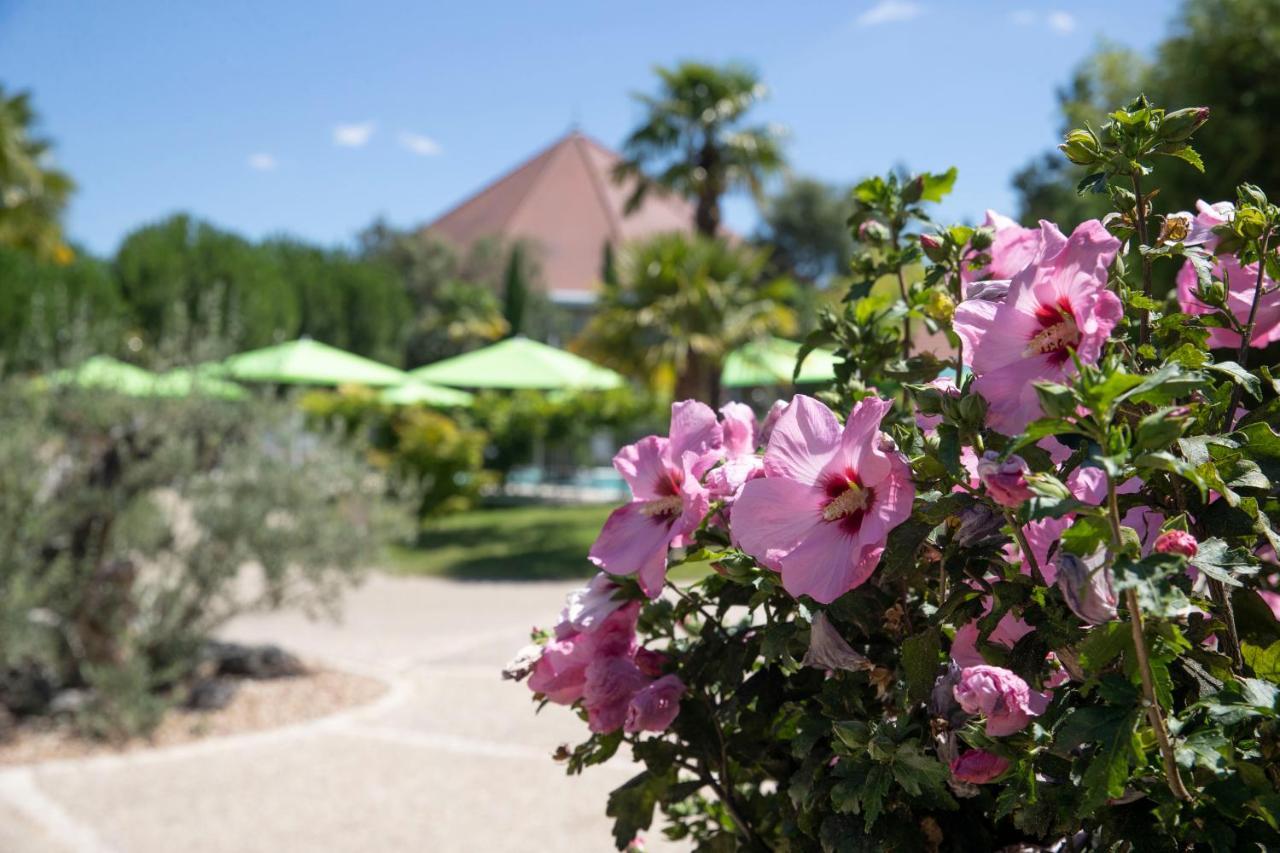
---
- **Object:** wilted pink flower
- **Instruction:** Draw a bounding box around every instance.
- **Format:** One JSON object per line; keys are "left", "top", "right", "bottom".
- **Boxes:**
{"left": 554, "top": 572, "right": 625, "bottom": 638}
{"left": 1055, "top": 550, "right": 1118, "bottom": 625}
{"left": 528, "top": 603, "right": 639, "bottom": 705}
{"left": 1177, "top": 199, "right": 1233, "bottom": 248}
{"left": 802, "top": 612, "right": 872, "bottom": 672}
{"left": 1154, "top": 530, "right": 1199, "bottom": 558}
{"left": 953, "top": 220, "right": 1123, "bottom": 434}
{"left": 584, "top": 655, "right": 651, "bottom": 733}
{"left": 1176, "top": 251, "right": 1280, "bottom": 350}
{"left": 624, "top": 674, "right": 686, "bottom": 733}
{"left": 963, "top": 210, "right": 1060, "bottom": 292}
{"left": 954, "top": 665, "right": 1048, "bottom": 737}
{"left": 634, "top": 647, "right": 668, "bottom": 677}
{"left": 590, "top": 401, "right": 722, "bottom": 597}
{"left": 706, "top": 402, "right": 765, "bottom": 502}
{"left": 731, "top": 395, "right": 915, "bottom": 603}
{"left": 976, "top": 451, "right": 1035, "bottom": 507}
{"left": 949, "top": 749, "right": 1011, "bottom": 784}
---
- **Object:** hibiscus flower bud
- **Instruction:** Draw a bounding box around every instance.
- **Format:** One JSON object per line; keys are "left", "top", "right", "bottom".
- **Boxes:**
{"left": 1055, "top": 550, "right": 1118, "bottom": 625}
{"left": 956, "top": 504, "right": 1003, "bottom": 547}
{"left": 965, "top": 279, "right": 1010, "bottom": 302}
{"left": 858, "top": 219, "right": 890, "bottom": 244}
{"left": 976, "top": 451, "right": 1035, "bottom": 508}
{"left": 949, "top": 749, "right": 1011, "bottom": 784}
{"left": 953, "top": 664, "right": 1046, "bottom": 736}
{"left": 759, "top": 399, "right": 787, "bottom": 446}
{"left": 920, "top": 232, "right": 946, "bottom": 262}
{"left": 1158, "top": 106, "right": 1210, "bottom": 143}
{"left": 624, "top": 674, "right": 685, "bottom": 733}
{"left": 1154, "top": 530, "right": 1199, "bottom": 558}
{"left": 1059, "top": 129, "right": 1103, "bottom": 166}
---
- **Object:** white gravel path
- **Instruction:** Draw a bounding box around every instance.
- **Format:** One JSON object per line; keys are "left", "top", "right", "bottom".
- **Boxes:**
{"left": 0, "top": 574, "right": 683, "bottom": 852}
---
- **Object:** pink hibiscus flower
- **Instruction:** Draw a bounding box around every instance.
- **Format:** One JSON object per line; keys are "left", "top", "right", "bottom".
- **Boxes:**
{"left": 730, "top": 395, "right": 915, "bottom": 604}
{"left": 963, "top": 210, "right": 1065, "bottom": 292}
{"left": 954, "top": 664, "right": 1049, "bottom": 737}
{"left": 589, "top": 401, "right": 723, "bottom": 597}
{"left": 953, "top": 220, "right": 1123, "bottom": 435}
{"left": 624, "top": 674, "right": 686, "bottom": 733}
{"left": 705, "top": 402, "right": 765, "bottom": 502}
{"left": 950, "top": 749, "right": 1011, "bottom": 784}
{"left": 1176, "top": 250, "right": 1280, "bottom": 351}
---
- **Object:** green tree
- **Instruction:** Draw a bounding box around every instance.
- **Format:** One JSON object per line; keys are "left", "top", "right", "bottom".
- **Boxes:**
{"left": 614, "top": 62, "right": 785, "bottom": 237}
{"left": 502, "top": 242, "right": 529, "bottom": 337}
{"left": 0, "top": 86, "right": 74, "bottom": 262}
{"left": 113, "top": 214, "right": 298, "bottom": 355}
{"left": 1016, "top": 0, "right": 1280, "bottom": 221}
{"left": 575, "top": 233, "right": 795, "bottom": 403}
{"left": 756, "top": 176, "right": 854, "bottom": 283}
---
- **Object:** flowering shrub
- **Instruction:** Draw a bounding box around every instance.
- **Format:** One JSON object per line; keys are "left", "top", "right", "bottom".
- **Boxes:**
{"left": 509, "top": 97, "right": 1280, "bottom": 850}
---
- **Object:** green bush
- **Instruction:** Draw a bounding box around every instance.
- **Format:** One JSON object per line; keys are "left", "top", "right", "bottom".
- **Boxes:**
{"left": 0, "top": 383, "right": 391, "bottom": 738}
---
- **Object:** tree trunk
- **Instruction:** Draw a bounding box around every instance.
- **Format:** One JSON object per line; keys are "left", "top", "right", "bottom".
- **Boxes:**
{"left": 674, "top": 350, "right": 720, "bottom": 406}
{"left": 694, "top": 142, "right": 722, "bottom": 238}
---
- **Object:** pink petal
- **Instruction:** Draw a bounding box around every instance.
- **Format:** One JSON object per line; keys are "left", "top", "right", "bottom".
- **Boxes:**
{"left": 837, "top": 396, "right": 894, "bottom": 486}
{"left": 589, "top": 502, "right": 675, "bottom": 597}
{"left": 953, "top": 299, "right": 999, "bottom": 368}
{"left": 776, "top": 522, "right": 880, "bottom": 604}
{"left": 763, "top": 395, "right": 843, "bottom": 485}
{"left": 613, "top": 436, "right": 672, "bottom": 501}
{"left": 668, "top": 400, "right": 722, "bottom": 468}
{"left": 972, "top": 353, "right": 1058, "bottom": 435}
{"left": 731, "top": 477, "right": 826, "bottom": 570}
{"left": 719, "top": 401, "right": 758, "bottom": 458}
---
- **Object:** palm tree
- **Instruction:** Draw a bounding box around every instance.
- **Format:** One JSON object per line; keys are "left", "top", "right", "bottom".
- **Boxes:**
{"left": 575, "top": 233, "right": 795, "bottom": 403}
{"left": 615, "top": 62, "right": 785, "bottom": 237}
{"left": 0, "top": 86, "right": 74, "bottom": 262}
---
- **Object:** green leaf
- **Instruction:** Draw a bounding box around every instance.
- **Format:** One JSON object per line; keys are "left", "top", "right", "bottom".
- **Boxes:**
{"left": 1243, "top": 641, "right": 1280, "bottom": 682}
{"left": 606, "top": 770, "right": 674, "bottom": 848}
{"left": 918, "top": 167, "right": 958, "bottom": 202}
{"left": 901, "top": 629, "right": 942, "bottom": 703}
{"left": 1190, "top": 538, "right": 1257, "bottom": 588}
{"left": 1159, "top": 143, "right": 1205, "bottom": 173}
{"left": 1060, "top": 515, "right": 1110, "bottom": 558}
{"left": 1077, "top": 621, "right": 1132, "bottom": 671}
{"left": 1113, "top": 553, "right": 1193, "bottom": 618}
{"left": 1208, "top": 360, "right": 1263, "bottom": 400}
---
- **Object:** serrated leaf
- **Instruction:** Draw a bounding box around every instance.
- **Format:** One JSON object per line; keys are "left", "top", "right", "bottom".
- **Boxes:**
{"left": 1160, "top": 143, "right": 1205, "bottom": 172}
{"left": 1243, "top": 641, "right": 1280, "bottom": 682}
{"left": 901, "top": 629, "right": 942, "bottom": 702}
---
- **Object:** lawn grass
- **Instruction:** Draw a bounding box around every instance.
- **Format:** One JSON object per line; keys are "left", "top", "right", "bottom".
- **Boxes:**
{"left": 385, "top": 503, "right": 712, "bottom": 582}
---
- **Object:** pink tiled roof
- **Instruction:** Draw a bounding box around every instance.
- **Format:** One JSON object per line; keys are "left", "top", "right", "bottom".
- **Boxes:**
{"left": 422, "top": 131, "right": 697, "bottom": 302}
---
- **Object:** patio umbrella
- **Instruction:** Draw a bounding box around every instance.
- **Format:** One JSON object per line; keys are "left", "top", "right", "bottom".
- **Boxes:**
{"left": 409, "top": 336, "right": 625, "bottom": 390}
{"left": 380, "top": 380, "right": 474, "bottom": 407}
{"left": 221, "top": 338, "right": 410, "bottom": 387}
{"left": 721, "top": 337, "right": 840, "bottom": 388}
{"left": 149, "top": 368, "right": 248, "bottom": 401}
{"left": 41, "top": 356, "right": 159, "bottom": 395}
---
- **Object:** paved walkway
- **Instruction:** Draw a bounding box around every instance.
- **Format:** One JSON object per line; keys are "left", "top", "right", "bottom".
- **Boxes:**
{"left": 0, "top": 574, "right": 680, "bottom": 852}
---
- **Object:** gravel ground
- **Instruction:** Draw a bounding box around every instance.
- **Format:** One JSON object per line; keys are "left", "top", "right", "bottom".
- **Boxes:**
{"left": 0, "top": 573, "right": 684, "bottom": 853}
{"left": 0, "top": 669, "right": 386, "bottom": 766}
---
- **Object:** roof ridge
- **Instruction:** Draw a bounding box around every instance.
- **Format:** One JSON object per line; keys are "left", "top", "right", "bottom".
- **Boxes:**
{"left": 500, "top": 133, "right": 578, "bottom": 236}
{"left": 573, "top": 133, "right": 625, "bottom": 245}
{"left": 423, "top": 132, "right": 573, "bottom": 233}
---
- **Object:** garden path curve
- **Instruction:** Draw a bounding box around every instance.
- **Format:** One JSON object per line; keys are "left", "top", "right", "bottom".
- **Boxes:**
{"left": 0, "top": 574, "right": 681, "bottom": 852}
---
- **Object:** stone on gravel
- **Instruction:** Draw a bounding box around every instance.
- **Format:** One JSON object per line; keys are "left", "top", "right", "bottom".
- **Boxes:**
{"left": 185, "top": 678, "right": 239, "bottom": 711}
{"left": 206, "top": 641, "right": 306, "bottom": 680}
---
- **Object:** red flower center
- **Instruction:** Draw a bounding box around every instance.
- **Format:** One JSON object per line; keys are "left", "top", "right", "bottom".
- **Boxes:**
{"left": 821, "top": 469, "right": 874, "bottom": 534}
{"left": 1024, "top": 297, "right": 1080, "bottom": 366}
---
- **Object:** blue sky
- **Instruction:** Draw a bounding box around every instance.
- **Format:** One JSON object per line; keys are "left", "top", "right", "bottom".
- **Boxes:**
{"left": 0, "top": 0, "right": 1169, "bottom": 255}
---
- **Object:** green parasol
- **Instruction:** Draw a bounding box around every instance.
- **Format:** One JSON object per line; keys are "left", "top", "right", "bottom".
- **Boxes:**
{"left": 149, "top": 368, "right": 248, "bottom": 400}
{"left": 409, "top": 336, "right": 625, "bottom": 390}
{"left": 41, "top": 356, "right": 160, "bottom": 395}
{"left": 221, "top": 338, "right": 410, "bottom": 387}
{"left": 380, "top": 381, "right": 475, "bottom": 407}
{"left": 721, "top": 337, "right": 840, "bottom": 388}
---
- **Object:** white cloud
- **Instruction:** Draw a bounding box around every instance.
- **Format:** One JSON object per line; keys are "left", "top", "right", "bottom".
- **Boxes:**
{"left": 247, "top": 153, "right": 277, "bottom": 171}
{"left": 1009, "top": 9, "right": 1035, "bottom": 25}
{"left": 1048, "top": 10, "right": 1076, "bottom": 33}
{"left": 333, "top": 121, "right": 376, "bottom": 147}
{"left": 398, "top": 131, "right": 443, "bottom": 157}
{"left": 856, "top": 0, "right": 921, "bottom": 27}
